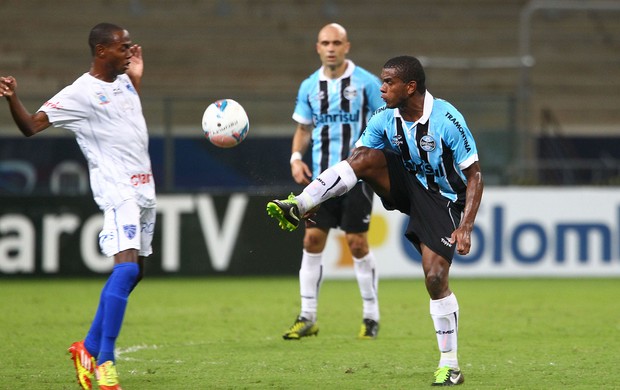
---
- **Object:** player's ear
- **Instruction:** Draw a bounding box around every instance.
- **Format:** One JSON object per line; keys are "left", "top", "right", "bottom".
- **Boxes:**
{"left": 95, "top": 43, "right": 107, "bottom": 58}
{"left": 407, "top": 80, "right": 417, "bottom": 95}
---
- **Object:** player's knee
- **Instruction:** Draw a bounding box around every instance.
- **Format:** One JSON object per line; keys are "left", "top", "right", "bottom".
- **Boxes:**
{"left": 350, "top": 246, "right": 369, "bottom": 259}
{"left": 349, "top": 146, "right": 372, "bottom": 165}
{"left": 346, "top": 236, "right": 369, "bottom": 258}
{"left": 303, "top": 234, "right": 327, "bottom": 252}
{"left": 349, "top": 147, "right": 384, "bottom": 177}
{"left": 425, "top": 272, "right": 441, "bottom": 287}
{"left": 425, "top": 271, "right": 447, "bottom": 298}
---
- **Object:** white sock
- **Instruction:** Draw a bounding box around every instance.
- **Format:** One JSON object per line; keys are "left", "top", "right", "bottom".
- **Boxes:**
{"left": 299, "top": 250, "right": 323, "bottom": 322}
{"left": 430, "top": 293, "right": 460, "bottom": 369}
{"left": 297, "top": 160, "right": 358, "bottom": 215}
{"left": 353, "top": 252, "right": 379, "bottom": 321}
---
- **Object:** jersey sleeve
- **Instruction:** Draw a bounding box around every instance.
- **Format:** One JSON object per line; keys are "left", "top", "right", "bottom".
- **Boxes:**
{"left": 38, "top": 83, "right": 89, "bottom": 130}
{"left": 292, "top": 78, "right": 313, "bottom": 126}
{"left": 445, "top": 110, "right": 479, "bottom": 170}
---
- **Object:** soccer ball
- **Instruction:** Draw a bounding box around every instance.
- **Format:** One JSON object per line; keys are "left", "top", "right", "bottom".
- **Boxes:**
{"left": 202, "top": 99, "right": 250, "bottom": 148}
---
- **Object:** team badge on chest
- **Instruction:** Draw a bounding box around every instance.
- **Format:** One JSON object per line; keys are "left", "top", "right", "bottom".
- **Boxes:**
{"left": 343, "top": 85, "right": 358, "bottom": 100}
{"left": 95, "top": 91, "right": 110, "bottom": 105}
{"left": 419, "top": 135, "right": 436, "bottom": 152}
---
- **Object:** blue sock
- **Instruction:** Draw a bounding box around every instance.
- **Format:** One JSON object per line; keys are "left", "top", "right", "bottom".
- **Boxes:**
{"left": 97, "top": 262, "right": 140, "bottom": 364}
{"left": 84, "top": 276, "right": 113, "bottom": 357}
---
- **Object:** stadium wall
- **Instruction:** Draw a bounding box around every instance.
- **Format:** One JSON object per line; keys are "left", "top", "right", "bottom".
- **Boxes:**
{"left": 1, "top": 189, "right": 619, "bottom": 278}
{"left": 2, "top": 135, "right": 620, "bottom": 196}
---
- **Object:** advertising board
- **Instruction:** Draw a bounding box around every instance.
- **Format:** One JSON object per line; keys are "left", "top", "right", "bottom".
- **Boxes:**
{"left": 1, "top": 189, "right": 619, "bottom": 277}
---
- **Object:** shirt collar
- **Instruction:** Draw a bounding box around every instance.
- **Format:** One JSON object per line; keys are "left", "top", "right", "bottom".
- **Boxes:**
{"left": 318, "top": 60, "right": 356, "bottom": 81}
{"left": 394, "top": 90, "right": 434, "bottom": 126}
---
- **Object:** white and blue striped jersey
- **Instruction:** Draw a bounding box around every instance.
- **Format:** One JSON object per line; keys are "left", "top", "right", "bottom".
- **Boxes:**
{"left": 293, "top": 60, "right": 383, "bottom": 178}
{"left": 357, "top": 91, "right": 478, "bottom": 206}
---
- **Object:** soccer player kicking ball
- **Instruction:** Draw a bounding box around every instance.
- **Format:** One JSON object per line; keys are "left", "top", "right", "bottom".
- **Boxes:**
{"left": 1, "top": 23, "right": 156, "bottom": 390}
{"left": 267, "top": 55, "right": 483, "bottom": 386}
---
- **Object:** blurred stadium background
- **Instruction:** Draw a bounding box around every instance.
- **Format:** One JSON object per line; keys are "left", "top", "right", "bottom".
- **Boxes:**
{"left": 1, "top": 0, "right": 619, "bottom": 278}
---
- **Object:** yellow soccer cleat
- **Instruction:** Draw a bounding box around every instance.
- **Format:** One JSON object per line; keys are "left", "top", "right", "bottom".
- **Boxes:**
{"left": 68, "top": 341, "right": 95, "bottom": 390}
{"left": 432, "top": 366, "right": 464, "bottom": 386}
{"left": 96, "top": 360, "right": 123, "bottom": 390}
{"left": 282, "top": 316, "right": 319, "bottom": 340}
{"left": 358, "top": 318, "right": 379, "bottom": 339}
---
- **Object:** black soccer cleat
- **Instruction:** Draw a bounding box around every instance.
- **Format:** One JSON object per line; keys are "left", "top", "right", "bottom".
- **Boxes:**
{"left": 282, "top": 316, "right": 319, "bottom": 340}
{"left": 266, "top": 193, "right": 301, "bottom": 231}
{"left": 358, "top": 318, "right": 379, "bottom": 339}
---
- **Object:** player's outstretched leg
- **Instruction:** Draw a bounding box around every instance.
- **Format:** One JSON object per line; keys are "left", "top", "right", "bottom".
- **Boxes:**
{"left": 266, "top": 193, "right": 301, "bottom": 231}
{"left": 68, "top": 341, "right": 96, "bottom": 390}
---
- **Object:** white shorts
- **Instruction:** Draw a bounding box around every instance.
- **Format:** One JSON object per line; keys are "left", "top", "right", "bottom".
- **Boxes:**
{"left": 98, "top": 200, "right": 156, "bottom": 257}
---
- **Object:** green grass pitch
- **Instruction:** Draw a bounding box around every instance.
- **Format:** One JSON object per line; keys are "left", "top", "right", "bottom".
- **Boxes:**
{"left": 1, "top": 277, "right": 618, "bottom": 389}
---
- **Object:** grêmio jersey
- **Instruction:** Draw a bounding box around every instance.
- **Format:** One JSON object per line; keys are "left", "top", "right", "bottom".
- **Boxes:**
{"left": 39, "top": 73, "right": 156, "bottom": 210}
{"left": 293, "top": 60, "right": 383, "bottom": 178}
{"left": 357, "top": 91, "right": 479, "bottom": 206}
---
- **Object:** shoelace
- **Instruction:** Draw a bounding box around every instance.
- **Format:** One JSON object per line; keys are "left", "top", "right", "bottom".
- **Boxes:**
{"left": 290, "top": 320, "right": 309, "bottom": 332}
{"left": 97, "top": 364, "right": 118, "bottom": 385}
{"left": 433, "top": 367, "right": 451, "bottom": 383}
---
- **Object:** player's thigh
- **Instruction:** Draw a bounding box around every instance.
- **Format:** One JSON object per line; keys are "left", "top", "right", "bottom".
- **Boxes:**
{"left": 349, "top": 147, "right": 390, "bottom": 199}
{"left": 404, "top": 183, "right": 461, "bottom": 264}
{"left": 139, "top": 206, "right": 156, "bottom": 257}
{"left": 99, "top": 201, "right": 155, "bottom": 258}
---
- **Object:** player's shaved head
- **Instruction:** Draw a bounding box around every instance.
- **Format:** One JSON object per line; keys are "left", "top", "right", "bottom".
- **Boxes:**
{"left": 318, "top": 23, "right": 348, "bottom": 42}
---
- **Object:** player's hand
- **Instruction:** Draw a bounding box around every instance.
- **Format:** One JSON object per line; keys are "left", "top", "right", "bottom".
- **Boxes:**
{"left": 450, "top": 225, "right": 472, "bottom": 256}
{"left": 303, "top": 205, "right": 321, "bottom": 227}
{"left": 127, "top": 44, "right": 144, "bottom": 78}
{"left": 0, "top": 76, "right": 17, "bottom": 98}
{"left": 291, "top": 160, "right": 312, "bottom": 185}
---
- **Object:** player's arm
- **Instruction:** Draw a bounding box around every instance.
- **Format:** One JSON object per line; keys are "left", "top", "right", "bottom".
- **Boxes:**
{"left": 126, "top": 44, "right": 143, "bottom": 95}
{"left": 1, "top": 76, "right": 51, "bottom": 136}
{"left": 290, "top": 123, "right": 313, "bottom": 185}
{"left": 451, "top": 161, "right": 484, "bottom": 255}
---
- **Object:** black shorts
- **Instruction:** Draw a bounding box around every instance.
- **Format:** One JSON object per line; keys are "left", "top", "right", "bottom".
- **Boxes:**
{"left": 307, "top": 181, "right": 373, "bottom": 233}
{"left": 381, "top": 149, "right": 463, "bottom": 263}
